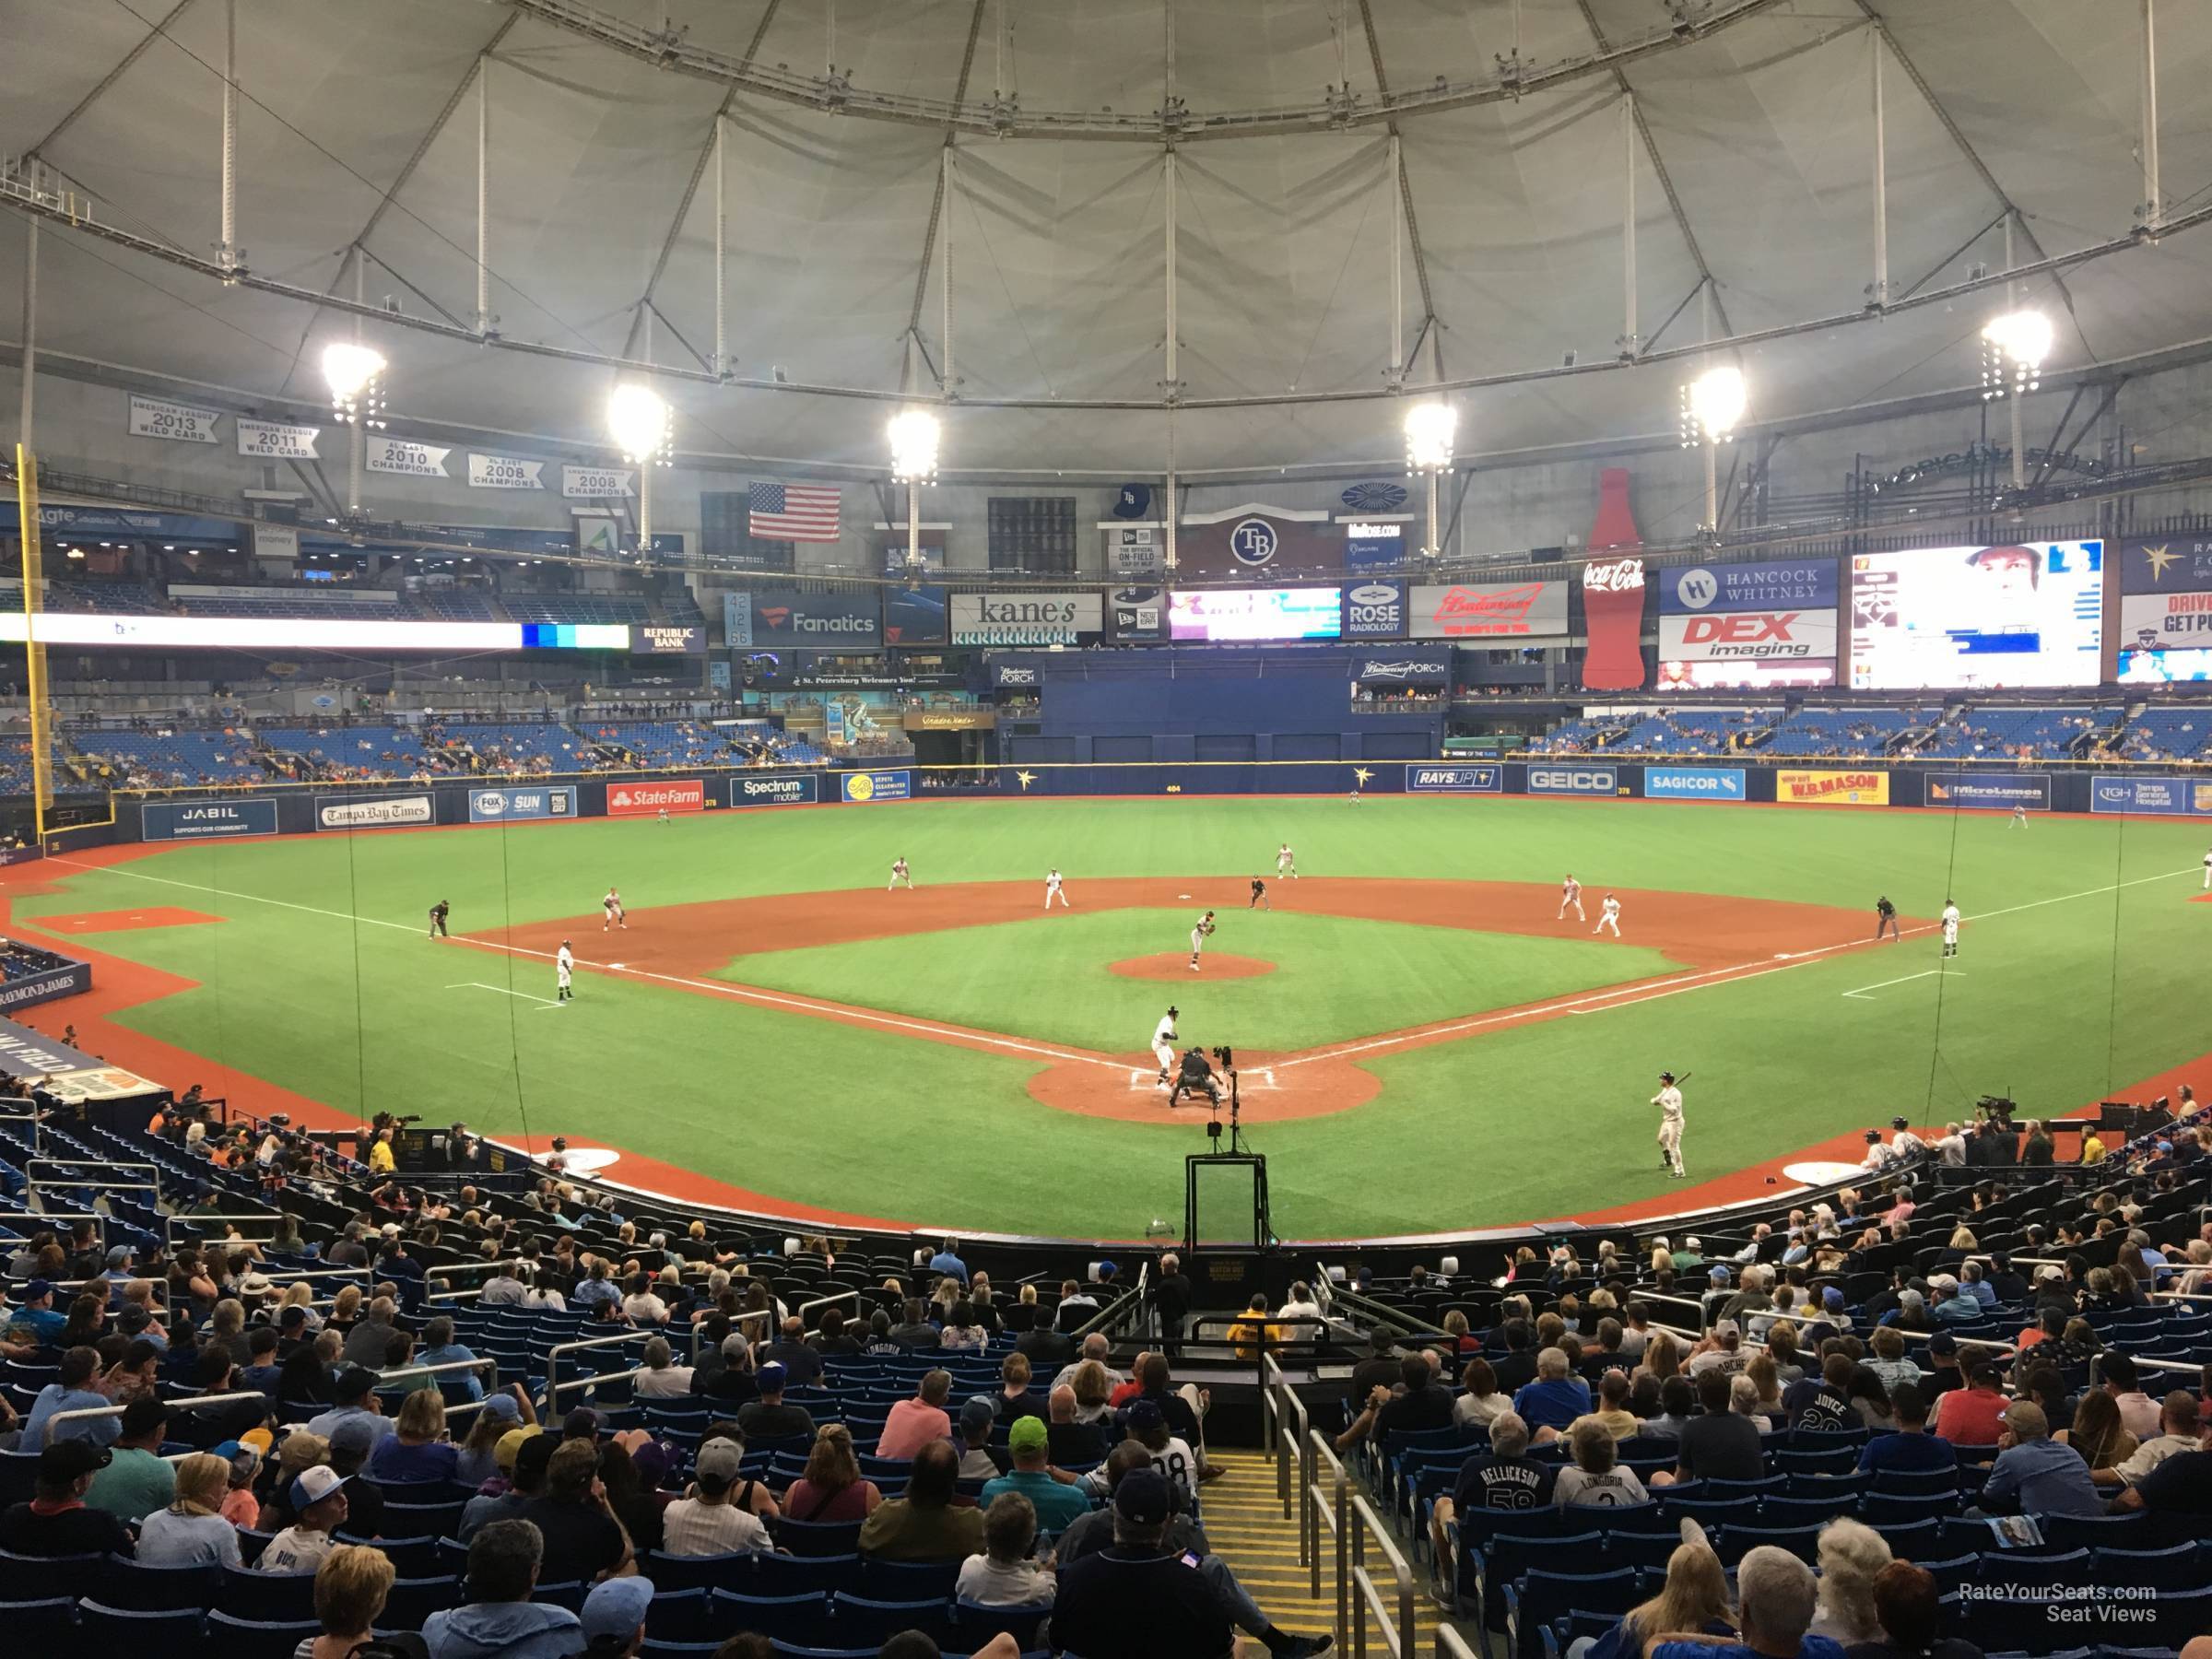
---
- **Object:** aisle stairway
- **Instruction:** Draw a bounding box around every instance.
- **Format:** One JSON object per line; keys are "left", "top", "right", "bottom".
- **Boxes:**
{"left": 1202, "top": 1450, "right": 1458, "bottom": 1655}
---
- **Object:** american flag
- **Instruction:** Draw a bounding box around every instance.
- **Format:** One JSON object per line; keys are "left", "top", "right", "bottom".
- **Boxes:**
{"left": 748, "top": 481, "right": 841, "bottom": 542}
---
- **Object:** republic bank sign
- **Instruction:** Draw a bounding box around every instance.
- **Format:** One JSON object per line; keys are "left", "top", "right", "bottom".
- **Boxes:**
{"left": 949, "top": 593, "right": 1103, "bottom": 646}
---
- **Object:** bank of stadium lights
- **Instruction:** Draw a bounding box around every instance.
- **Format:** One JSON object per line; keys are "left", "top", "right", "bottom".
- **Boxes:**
{"left": 1678, "top": 365, "right": 1747, "bottom": 541}
{"left": 889, "top": 410, "right": 942, "bottom": 579}
{"left": 1403, "top": 402, "right": 1454, "bottom": 559}
{"left": 607, "top": 382, "right": 674, "bottom": 545}
{"left": 321, "top": 343, "right": 387, "bottom": 429}
{"left": 1981, "top": 309, "right": 2053, "bottom": 399}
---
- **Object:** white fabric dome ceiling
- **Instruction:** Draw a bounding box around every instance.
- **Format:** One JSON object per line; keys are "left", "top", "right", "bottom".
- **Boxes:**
{"left": 5, "top": 0, "right": 2212, "bottom": 476}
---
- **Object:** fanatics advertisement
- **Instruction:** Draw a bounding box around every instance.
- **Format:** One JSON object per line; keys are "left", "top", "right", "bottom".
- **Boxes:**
{"left": 142, "top": 798, "right": 280, "bottom": 841}
{"left": 1340, "top": 580, "right": 1407, "bottom": 639}
{"left": 1660, "top": 560, "right": 1838, "bottom": 615}
{"left": 315, "top": 793, "right": 433, "bottom": 830}
{"left": 1525, "top": 765, "right": 1620, "bottom": 797}
{"left": 1657, "top": 657, "right": 1837, "bottom": 690}
{"left": 1925, "top": 773, "right": 2051, "bottom": 812}
{"left": 746, "top": 589, "right": 881, "bottom": 647}
{"left": 841, "top": 770, "right": 912, "bottom": 804}
{"left": 728, "top": 773, "right": 821, "bottom": 807}
{"left": 1408, "top": 581, "right": 1570, "bottom": 639}
{"left": 2119, "top": 537, "right": 2212, "bottom": 593}
{"left": 1641, "top": 767, "right": 1747, "bottom": 803}
{"left": 466, "top": 786, "right": 577, "bottom": 823}
{"left": 1168, "top": 587, "right": 1342, "bottom": 642}
{"left": 949, "top": 593, "right": 1102, "bottom": 646}
{"left": 2090, "top": 775, "right": 2212, "bottom": 817}
{"left": 1658, "top": 610, "right": 1838, "bottom": 661}
{"left": 1848, "top": 541, "right": 2105, "bottom": 688}
{"left": 607, "top": 779, "right": 704, "bottom": 817}
{"left": 1405, "top": 762, "right": 1502, "bottom": 793}
{"left": 1777, "top": 770, "right": 1890, "bottom": 807}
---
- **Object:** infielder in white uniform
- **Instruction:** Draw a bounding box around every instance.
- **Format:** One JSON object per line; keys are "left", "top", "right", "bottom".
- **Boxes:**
{"left": 1559, "top": 875, "right": 1584, "bottom": 922}
{"left": 1189, "top": 911, "right": 1216, "bottom": 971}
{"left": 888, "top": 856, "right": 912, "bottom": 891}
{"left": 1151, "top": 1006, "right": 1180, "bottom": 1085}
{"left": 1654, "top": 1070, "right": 1685, "bottom": 1178}
{"left": 1594, "top": 892, "right": 1622, "bottom": 937}
{"left": 1044, "top": 868, "right": 1069, "bottom": 910}
{"left": 601, "top": 888, "right": 626, "bottom": 932}
{"left": 1940, "top": 899, "right": 1960, "bottom": 958}
{"left": 2202, "top": 846, "right": 2210, "bottom": 889}
{"left": 1277, "top": 844, "right": 1297, "bottom": 880}
{"left": 556, "top": 939, "right": 575, "bottom": 1004}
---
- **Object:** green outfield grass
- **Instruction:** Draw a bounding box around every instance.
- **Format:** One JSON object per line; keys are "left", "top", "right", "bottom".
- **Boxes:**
{"left": 15, "top": 795, "right": 2211, "bottom": 1239}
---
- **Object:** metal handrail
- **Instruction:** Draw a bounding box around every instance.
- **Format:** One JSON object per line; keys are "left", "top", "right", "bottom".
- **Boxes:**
{"left": 541, "top": 1328, "right": 656, "bottom": 1414}
{"left": 1262, "top": 1351, "right": 1309, "bottom": 1523}
{"left": 1307, "top": 1428, "right": 1350, "bottom": 1641}
{"left": 43, "top": 1389, "right": 266, "bottom": 1446}
{"left": 164, "top": 1212, "right": 286, "bottom": 1243}
{"left": 1348, "top": 1491, "right": 1416, "bottom": 1659}
{"left": 547, "top": 1363, "right": 652, "bottom": 1402}
{"left": 1436, "top": 1625, "right": 1480, "bottom": 1659}
{"left": 374, "top": 1356, "right": 500, "bottom": 1388}
{"left": 797, "top": 1289, "right": 860, "bottom": 1326}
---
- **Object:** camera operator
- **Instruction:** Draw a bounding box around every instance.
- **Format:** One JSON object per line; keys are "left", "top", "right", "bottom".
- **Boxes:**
{"left": 1169, "top": 1045, "right": 1223, "bottom": 1111}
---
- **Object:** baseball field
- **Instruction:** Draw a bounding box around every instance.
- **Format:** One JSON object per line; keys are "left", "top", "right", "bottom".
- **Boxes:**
{"left": 2, "top": 793, "right": 2205, "bottom": 1241}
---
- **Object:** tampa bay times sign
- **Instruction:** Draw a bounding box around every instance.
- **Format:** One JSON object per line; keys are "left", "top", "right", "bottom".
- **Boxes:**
{"left": 948, "top": 593, "right": 1103, "bottom": 646}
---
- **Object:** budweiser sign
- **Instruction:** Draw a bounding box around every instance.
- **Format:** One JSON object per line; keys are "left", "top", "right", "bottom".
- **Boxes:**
{"left": 1583, "top": 557, "right": 1646, "bottom": 592}
{"left": 1410, "top": 580, "right": 1569, "bottom": 639}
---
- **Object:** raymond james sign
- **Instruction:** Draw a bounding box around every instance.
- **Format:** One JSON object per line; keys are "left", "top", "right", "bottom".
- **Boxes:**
{"left": 950, "top": 594, "right": 1102, "bottom": 646}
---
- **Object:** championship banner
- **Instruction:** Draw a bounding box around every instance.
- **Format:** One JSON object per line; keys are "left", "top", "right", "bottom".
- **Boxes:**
{"left": 1660, "top": 560, "right": 1837, "bottom": 615}
{"left": 2120, "top": 537, "right": 2212, "bottom": 594}
{"left": 562, "top": 465, "right": 635, "bottom": 499}
{"left": 1405, "top": 763, "right": 1501, "bottom": 793}
{"left": 1777, "top": 769, "right": 1890, "bottom": 806}
{"left": 366, "top": 436, "right": 452, "bottom": 478}
{"left": 143, "top": 798, "right": 279, "bottom": 841}
{"left": 949, "top": 593, "right": 1101, "bottom": 646}
{"left": 728, "top": 773, "right": 820, "bottom": 808}
{"left": 236, "top": 418, "right": 321, "bottom": 460}
{"left": 469, "top": 453, "right": 545, "bottom": 490}
{"left": 1926, "top": 773, "right": 2051, "bottom": 812}
{"left": 315, "top": 793, "right": 433, "bottom": 830}
{"left": 2089, "top": 775, "right": 2212, "bottom": 817}
{"left": 1642, "top": 767, "right": 1747, "bottom": 802}
{"left": 1658, "top": 610, "right": 1838, "bottom": 662}
{"left": 1409, "top": 581, "right": 1569, "bottom": 638}
{"left": 467, "top": 786, "right": 576, "bottom": 823}
{"left": 1525, "top": 764, "right": 1620, "bottom": 796}
{"left": 128, "top": 393, "right": 221, "bottom": 444}
{"left": 607, "top": 779, "right": 703, "bottom": 817}
{"left": 1341, "top": 580, "right": 1406, "bottom": 639}
{"left": 841, "top": 770, "right": 912, "bottom": 804}
{"left": 2118, "top": 591, "right": 2212, "bottom": 649}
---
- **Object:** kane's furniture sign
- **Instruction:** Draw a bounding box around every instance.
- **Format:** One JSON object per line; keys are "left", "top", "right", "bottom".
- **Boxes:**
{"left": 1526, "top": 765, "right": 1620, "bottom": 796}
{"left": 747, "top": 589, "right": 881, "bottom": 647}
{"left": 468, "top": 786, "right": 577, "bottom": 823}
{"left": 128, "top": 394, "right": 221, "bottom": 444}
{"left": 951, "top": 593, "right": 1101, "bottom": 646}
{"left": 316, "top": 794, "right": 433, "bottom": 830}
{"left": 143, "top": 798, "right": 279, "bottom": 841}
{"left": 1925, "top": 773, "right": 2050, "bottom": 811}
{"left": 2089, "top": 775, "right": 2212, "bottom": 816}
{"left": 1405, "top": 763, "right": 1501, "bottom": 793}
{"left": 607, "top": 779, "right": 703, "bottom": 817}
{"left": 1409, "top": 581, "right": 1569, "bottom": 638}
{"left": 841, "top": 770, "right": 912, "bottom": 803}
{"left": 1642, "top": 767, "right": 1747, "bottom": 802}
{"left": 1777, "top": 770, "right": 1889, "bottom": 806}
{"left": 729, "top": 773, "right": 820, "bottom": 807}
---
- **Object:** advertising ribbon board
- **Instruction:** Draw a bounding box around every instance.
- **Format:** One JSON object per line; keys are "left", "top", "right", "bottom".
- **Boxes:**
{"left": 315, "top": 794, "right": 434, "bottom": 830}
{"left": 632, "top": 625, "right": 706, "bottom": 655}
{"left": 1777, "top": 770, "right": 1890, "bottom": 806}
{"left": 607, "top": 779, "right": 704, "bottom": 818}
{"left": 949, "top": 593, "right": 1101, "bottom": 646}
{"left": 841, "top": 770, "right": 912, "bottom": 803}
{"left": 1660, "top": 560, "right": 1838, "bottom": 614}
{"left": 1409, "top": 581, "right": 1569, "bottom": 639}
{"left": 1658, "top": 610, "right": 1838, "bottom": 661}
{"left": 143, "top": 798, "right": 280, "bottom": 841}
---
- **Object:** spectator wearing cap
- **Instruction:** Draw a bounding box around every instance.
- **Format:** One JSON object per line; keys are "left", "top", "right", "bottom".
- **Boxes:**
{"left": 982, "top": 1416, "right": 1092, "bottom": 1535}
{"left": 12, "top": 1279, "right": 65, "bottom": 1346}
{"left": 137, "top": 1451, "right": 243, "bottom": 1567}
{"left": 782, "top": 1422, "right": 882, "bottom": 1523}
{"left": 455, "top": 1392, "right": 533, "bottom": 1487}
{"left": 1981, "top": 1399, "right": 2101, "bottom": 1516}
{"left": 321, "top": 1414, "right": 388, "bottom": 1538}
{"left": 1052, "top": 1468, "right": 1259, "bottom": 1659}
{"left": 878, "top": 1369, "right": 956, "bottom": 1460}
{"left": 735, "top": 1362, "right": 813, "bottom": 1442}
{"left": 1688, "top": 1322, "right": 1749, "bottom": 1380}
{"left": 660, "top": 1435, "right": 771, "bottom": 1554}
{"left": 22, "top": 1345, "right": 121, "bottom": 1447}
{"left": 262, "top": 1464, "right": 350, "bottom": 1572}
{"left": 1930, "top": 1362, "right": 2009, "bottom": 1447}
{"left": 1649, "top": 1545, "right": 1842, "bottom": 1659}
{"left": 577, "top": 1572, "right": 654, "bottom": 1657}
{"left": 0, "top": 1439, "right": 132, "bottom": 1556}
{"left": 1335, "top": 1353, "right": 1453, "bottom": 1452}
{"left": 462, "top": 1428, "right": 555, "bottom": 1539}
{"left": 1921, "top": 1332, "right": 1965, "bottom": 1397}
{"left": 1929, "top": 1277, "right": 1979, "bottom": 1325}
{"left": 517, "top": 1437, "right": 633, "bottom": 1583}
{"left": 858, "top": 1438, "right": 986, "bottom": 1561}
{"left": 100, "top": 1244, "right": 135, "bottom": 1306}
{"left": 214, "top": 1437, "right": 265, "bottom": 1527}
{"left": 1348, "top": 1328, "right": 1403, "bottom": 1400}
{"left": 957, "top": 1396, "right": 1009, "bottom": 1480}
{"left": 423, "top": 1518, "right": 584, "bottom": 1659}
{"left": 307, "top": 1365, "right": 397, "bottom": 1448}
{"left": 86, "top": 1394, "right": 173, "bottom": 1523}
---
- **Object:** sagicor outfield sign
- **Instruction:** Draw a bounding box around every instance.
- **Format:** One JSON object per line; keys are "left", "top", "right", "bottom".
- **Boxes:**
{"left": 1642, "top": 767, "right": 1746, "bottom": 802}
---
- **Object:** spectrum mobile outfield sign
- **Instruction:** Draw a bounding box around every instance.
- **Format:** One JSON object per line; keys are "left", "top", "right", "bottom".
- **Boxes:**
{"left": 728, "top": 773, "right": 821, "bottom": 807}
{"left": 1405, "top": 763, "right": 1502, "bottom": 793}
{"left": 142, "top": 798, "right": 279, "bottom": 841}
{"left": 467, "top": 786, "right": 577, "bottom": 823}
{"left": 1777, "top": 769, "right": 1889, "bottom": 806}
{"left": 1642, "top": 767, "right": 1747, "bottom": 802}
{"left": 1525, "top": 765, "right": 1620, "bottom": 796}
{"left": 1926, "top": 772, "right": 2051, "bottom": 811}
{"left": 316, "top": 794, "right": 434, "bottom": 830}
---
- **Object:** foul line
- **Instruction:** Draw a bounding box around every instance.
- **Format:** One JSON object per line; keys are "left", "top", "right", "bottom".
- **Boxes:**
{"left": 1841, "top": 969, "right": 1959, "bottom": 1000}
{"left": 448, "top": 981, "right": 562, "bottom": 1008}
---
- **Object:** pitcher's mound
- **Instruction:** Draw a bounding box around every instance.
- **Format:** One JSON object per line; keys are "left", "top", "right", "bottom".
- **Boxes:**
{"left": 1108, "top": 953, "right": 1276, "bottom": 981}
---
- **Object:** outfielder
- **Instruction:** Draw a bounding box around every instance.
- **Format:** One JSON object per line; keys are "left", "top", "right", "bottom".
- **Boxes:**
{"left": 1594, "top": 892, "right": 1622, "bottom": 937}
{"left": 1875, "top": 895, "right": 1900, "bottom": 942}
{"left": 602, "top": 888, "right": 626, "bottom": 932}
{"left": 2202, "top": 845, "right": 2211, "bottom": 889}
{"left": 1277, "top": 843, "right": 1297, "bottom": 880}
{"left": 2009, "top": 803, "right": 2029, "bottom": 830}
{"left": 1940, "top": 899, "right": 1961, "bottom": 959}
{"left": 1151, "top": 1006, "right": 1180, "bottom": 1085}
{"left": 1559, "top": 874, "right": 1584, "bottom": 922}
{"left": 1044, "top": 868, "right": 1069, "bottom": 910}
{"left": 556, "top": 939, "right": 575, "bottom": 1004}
{"left": 1189, "top": 910, "right": 1216, "bottom": 971}
{"left": 1654, "top": 1071, "right": 1685, "bottom": 1179}
{"left": 888, "top": 856, "right": 912, "bottom": 891}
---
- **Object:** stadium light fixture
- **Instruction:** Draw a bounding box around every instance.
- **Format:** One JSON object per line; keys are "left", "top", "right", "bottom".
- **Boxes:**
{"left": 1679, "top": 365, "right": 1747, "bottom": 538}
{"left": 606, "top": 382, "right": 674, "bottom": 545}
{"left": 1403, "top": 402, "right": 1454, "bottom": 560}
{"left": 1981, "top": 309, "right": 2053, "bottom": 399}
{"left": 323, "top": 341, "right": 388, "bottom": 516}
{"left": 889, "top": 409, "right": 942, "bottom": 576}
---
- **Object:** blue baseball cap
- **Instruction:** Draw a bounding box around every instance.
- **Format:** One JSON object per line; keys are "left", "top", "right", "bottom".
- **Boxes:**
{"left": 582, "top": 1575, "right": 655, "bottom": 1642}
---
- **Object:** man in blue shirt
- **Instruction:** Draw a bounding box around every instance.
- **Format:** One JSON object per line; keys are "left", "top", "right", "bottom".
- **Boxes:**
{"left": 1510, "top": 1347, "right": 1592, "bottom": 1435}
{"left": 980, "top": 1416, "right": 1092, "bottom": 1535}
{"left": 306, "top": 1366, "right": 398, "bottom": 1446}
{"left": 416, "top": 1315, "right": 487, "bottom": 1401}
{"left": 100, "top": 1245, "right": 136, "bottom": 1307}
{"left": 927, "top": 1238, "right": 970, "bottom": 1286}
{"left": 10, "top": 1280, "right": 67, "bottom": 1347}
{"left": 22, "top": 1347, "right": 121, "bottom": 1447}
{"left": 1929, "top": 1278, "right": 1983, "bottom": 1324}
{"left": 1979, "top": 1401, "right": 2102, "bottom": 1517}
{"left": 1856, "top": 1385, "right": 1956, "bottom": 1475}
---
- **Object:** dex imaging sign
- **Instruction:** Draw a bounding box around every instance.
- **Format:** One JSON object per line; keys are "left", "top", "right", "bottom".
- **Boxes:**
{"left": 1526, "top": 766, "right": 1619, "bottom": 796}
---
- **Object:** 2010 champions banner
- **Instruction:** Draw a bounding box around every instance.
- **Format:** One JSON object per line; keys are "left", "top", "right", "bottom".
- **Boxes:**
{"left": 1642, "top": 767, "right": 1747, "bottom": 802}
{"left": 467, "top": 786, "right": 577, "bottom": 823}
{"left": 1404, "top": 763, "right": 1502, "bottom": 793}
{"left": 1925, "top": 773, "right": 2051, "bottom": 811}
{"left": 143, "top": 798, "right": 279, "bottom": 841}
{"left": 1777, "top": 770, "right": 1889, "bottom": 806}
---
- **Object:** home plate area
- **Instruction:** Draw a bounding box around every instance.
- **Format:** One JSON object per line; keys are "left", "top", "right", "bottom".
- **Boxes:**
{"left": 1124, "top": 1066, "right": 1278, "bottom": 1090}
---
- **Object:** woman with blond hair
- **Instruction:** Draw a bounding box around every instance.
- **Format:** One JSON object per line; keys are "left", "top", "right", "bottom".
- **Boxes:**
{"left": 328, "top": 1283, "right": 363, "bottom": 1333}
{"left": 1070, "top": 1359, "right": 1114, "bottom": 1423}
{"left": 303, "top": 1543, "right": 397, "bottom": 1659}
{"left": 368, "top": 1387, "right": 458, "bottom": 1484}
{"left": 1743, "top": 1354, "right": 1788, "bottom": 1428}
{"left": 1809, "top": 1518, "right": 1893, "bottom": 1646}
{"left": 1583, "top": 1526, "right": 1733, "bottom": 1659}
{"left": 279, "top": 1280, "right": 324, "bottom": 1332}
{"left": 137, "top": 1452, "right": 244, "bottom": 1566}
{"left": 782, "top": 1423, "right": 881, "bottom": 1522}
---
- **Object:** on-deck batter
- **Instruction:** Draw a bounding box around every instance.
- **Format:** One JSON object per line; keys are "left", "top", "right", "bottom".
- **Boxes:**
{"left": 1151, "top": 1005, "right": 1180, "bottom": 1086}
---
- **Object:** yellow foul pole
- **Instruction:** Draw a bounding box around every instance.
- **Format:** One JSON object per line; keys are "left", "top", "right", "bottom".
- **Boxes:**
{"left": 14, "top": 446, "right": 51, "bottom": 845}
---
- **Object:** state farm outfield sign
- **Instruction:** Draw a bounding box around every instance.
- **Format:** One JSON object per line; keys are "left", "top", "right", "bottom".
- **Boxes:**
{"left": 949, "top": 594, "right": 1101, "bottom": 646}
{"left": 315, "top": 794, "right": 433, "bottom": 830}
{"left": 608, "top": 779, "right": 704, "bottom": 818}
